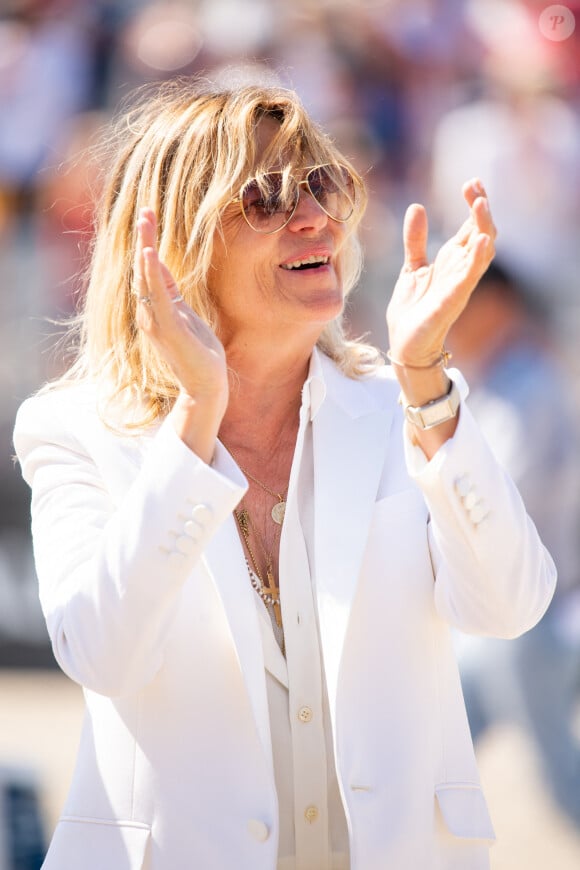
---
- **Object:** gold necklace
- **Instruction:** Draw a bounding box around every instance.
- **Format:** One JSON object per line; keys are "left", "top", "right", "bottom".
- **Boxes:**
{"left": 234, "top": 506, "right": 283, "bottom": 629}
{"left": 223, "top": 444, "right": 288, "bottom": 525}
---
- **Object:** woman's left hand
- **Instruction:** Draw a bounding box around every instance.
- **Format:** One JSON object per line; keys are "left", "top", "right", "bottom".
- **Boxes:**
{"left": 386, "top": 178, "right": 496, "bottom": 367}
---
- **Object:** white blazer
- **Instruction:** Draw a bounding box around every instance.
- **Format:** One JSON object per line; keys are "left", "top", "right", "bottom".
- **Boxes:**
{"left": 13, "top": 353, "right": 555, "bottom": 870}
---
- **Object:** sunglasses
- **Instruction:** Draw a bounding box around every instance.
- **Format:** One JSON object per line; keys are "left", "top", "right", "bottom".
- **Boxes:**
{"left": 230, "top": 163, "right": 358, "bottom": 234}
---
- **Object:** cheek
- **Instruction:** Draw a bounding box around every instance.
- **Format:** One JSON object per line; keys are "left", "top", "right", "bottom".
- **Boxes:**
{"left": 251, "top": 262, "right": 281, "bottom": 305}
{"left": 335, "top": 235, "right": 358, "bottom": 294}
{"left": 208, "top": 225, "right": 243, "bottom": 294}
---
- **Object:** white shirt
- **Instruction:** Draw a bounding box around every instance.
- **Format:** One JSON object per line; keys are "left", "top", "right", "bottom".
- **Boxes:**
{"left": 251, "top": 351, "right": 350, "bottom": 870}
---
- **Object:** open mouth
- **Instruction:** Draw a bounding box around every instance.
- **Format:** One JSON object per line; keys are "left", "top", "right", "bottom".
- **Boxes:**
{"left": 280, "top": 255, "right": 330, "bottom": 271}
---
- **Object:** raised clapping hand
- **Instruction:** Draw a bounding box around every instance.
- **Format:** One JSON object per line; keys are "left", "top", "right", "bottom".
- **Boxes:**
{"left": 386, "top": 179, "right": 496, "bottom": 457}
{"left": 387, "top": 178, "right": 496, "bottom": 368}
{"left": 134, "top": 208, "right": 228, "bottom": 461}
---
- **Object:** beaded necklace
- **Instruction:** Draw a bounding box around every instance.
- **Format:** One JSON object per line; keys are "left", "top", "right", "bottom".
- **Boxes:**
{"left": 234, "top": 505, "right": 283, "bottom": 626}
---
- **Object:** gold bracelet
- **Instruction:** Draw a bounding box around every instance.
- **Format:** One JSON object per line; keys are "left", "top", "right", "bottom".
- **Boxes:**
{"left": 386, "top": 348, "right": 452, "bottom": 370}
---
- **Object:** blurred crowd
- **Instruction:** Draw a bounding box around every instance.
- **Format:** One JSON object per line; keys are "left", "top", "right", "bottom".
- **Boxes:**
{"left": 0, "top": 0, "right": 579, "bottom": 848}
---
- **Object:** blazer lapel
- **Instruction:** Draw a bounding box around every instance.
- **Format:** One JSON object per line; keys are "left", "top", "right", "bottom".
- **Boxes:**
{"left": 94, "top": 411, "right": 274, "bottom": 771}
{"left": 204, "top": 515, "right": 274, "bottom": 770}
{"left": 313, "top": 359, "right": 394, "bottom": 712}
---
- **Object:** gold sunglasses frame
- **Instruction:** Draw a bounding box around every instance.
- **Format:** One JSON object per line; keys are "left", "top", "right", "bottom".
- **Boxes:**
{"left": 229, "top": 163, "right": 358, "bottom": 235}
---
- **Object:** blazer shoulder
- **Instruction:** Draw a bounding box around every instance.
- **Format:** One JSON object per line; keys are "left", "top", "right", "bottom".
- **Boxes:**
{"left": 353, "top": 363, "right": 402, "bottom": 411}
{"left": 319, "top": 353, "right": 401, "bottom": 415}
{"left": 13, "top": 383, "right": 161, "bottom": 492}
{"left": 15, "top": 382, "right": 156, "bottom": 442}
{"left": 15, "top": 383, "right": 99, "bottom": 441}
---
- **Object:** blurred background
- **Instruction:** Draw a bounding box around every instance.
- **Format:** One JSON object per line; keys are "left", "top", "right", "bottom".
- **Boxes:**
{"left": 0, "top": 0, "right": 579, "bottom": 867}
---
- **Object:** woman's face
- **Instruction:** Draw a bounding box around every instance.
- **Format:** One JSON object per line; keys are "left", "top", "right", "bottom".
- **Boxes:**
{"left": 209, "top": 116, "right": 351, "bottom": 346}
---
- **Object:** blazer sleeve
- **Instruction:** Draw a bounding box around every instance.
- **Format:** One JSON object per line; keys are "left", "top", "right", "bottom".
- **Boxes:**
{"left": 13, "top": 390, "right": 247, "bottom": 697}
{"left": 403, "top": 371, "right": 557, "bottom": 638}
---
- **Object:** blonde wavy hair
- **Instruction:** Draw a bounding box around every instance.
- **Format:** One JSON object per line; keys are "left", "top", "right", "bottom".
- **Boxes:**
{"left": 57, "top": 75, "right": 383, "bottom": 425}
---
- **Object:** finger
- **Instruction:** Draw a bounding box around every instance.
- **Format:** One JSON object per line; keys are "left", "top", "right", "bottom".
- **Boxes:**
{"left": 134, "top": 208, "right": 158, "bottom": 296}
{"left": 402, "top": 203, "right": 429, "bottom": 271}
{"left": 134, "top": 249, "right": 157, "bottom": 331}
{"left": 465, "top": 232, "right": 495, "bottom": 290}
{"left": 462, "top": 177, "right": 486, "bottom": 208}
{"left": 133, "top": 221, "right": 146, "bottom": 296}
{"left": 451, "top": 185, "right": 496, "bottom": 251}
{"left": 134, "top": 246, "right": 163, "bottom": 334}
{"left": 142, "top": 246, "right": 186, "bottom": 332}
{"left": 462, "top": 178, "right": 497, "bottom": 241}
{"left": 143, "top": 246, "right": 167, "bottom": 304}
{"left": 451, "top": 213, "right": 475, "bottom": 247}
{"left": 138, "top": 207, "right": 157, "bottom": 247}
{"left": 159, "top": 261, "right": 183, "bottom": 303}
{"left": 471, "top": 195, "right": 497, "bottom": 242}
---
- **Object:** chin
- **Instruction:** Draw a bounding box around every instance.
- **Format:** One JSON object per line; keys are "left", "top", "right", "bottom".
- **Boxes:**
{"left": 302, "top": 292, "right": 345, "bottom": 326}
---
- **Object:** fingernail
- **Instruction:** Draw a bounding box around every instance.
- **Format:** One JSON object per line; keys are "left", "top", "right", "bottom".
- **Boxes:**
{"left": 473, "top": 179, "right": 486, "bottom": 196}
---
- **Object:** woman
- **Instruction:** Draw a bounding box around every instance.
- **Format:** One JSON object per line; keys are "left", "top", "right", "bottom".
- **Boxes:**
{"left": 14, "top": 77, "right": 555, "bottom": 870}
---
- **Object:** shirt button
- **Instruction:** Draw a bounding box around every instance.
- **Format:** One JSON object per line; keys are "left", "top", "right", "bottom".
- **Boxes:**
{"left": 297, "top": 706, "right": 313, "bottom": 723}
{"left": 304, "top": 805, "right": 319, "bottom": 824}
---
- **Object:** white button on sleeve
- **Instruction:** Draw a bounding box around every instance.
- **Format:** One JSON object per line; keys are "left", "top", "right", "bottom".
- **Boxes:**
{"left": 183, "top": 519, "right": 202, "bottom": 540}
{"left": 190, "top": 503, "right": 213, "bottom": 524}
{"left": 470, "top": 502, "right": 489, "bottom": 524}
{"left": 463, "top": 490, "right": 479, "bottom": 511}
{"left": 247, "top": 819, "right": 270, "bottom": 842}
{"left": 454, "top": 474, "right": 472, "bottom": 498}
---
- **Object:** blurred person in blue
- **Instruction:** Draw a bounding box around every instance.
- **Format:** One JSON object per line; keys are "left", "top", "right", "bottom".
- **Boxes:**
{"left": 13, "top": 76, "right": 555, "bottom": 870}
{"left": 449, "top": 261, "right": 580, "bottom": 829}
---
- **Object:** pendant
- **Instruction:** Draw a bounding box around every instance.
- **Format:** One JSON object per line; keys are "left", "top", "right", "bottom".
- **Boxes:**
{"left": 272, "top": 600, "right": 282, "bottom": 628}
{"left": 264, "top": 564, "right": 282, "bottom": 628}
{"left": 271, "top": 500, "right": 286, "bottom": 525}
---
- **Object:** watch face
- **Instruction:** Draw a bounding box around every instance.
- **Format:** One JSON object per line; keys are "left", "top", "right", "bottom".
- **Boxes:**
{"left": 405, "top": 381, "right": 460, "bottom": 430}
{"left": 421, "top": 398, "right": 455, "bottom": 428}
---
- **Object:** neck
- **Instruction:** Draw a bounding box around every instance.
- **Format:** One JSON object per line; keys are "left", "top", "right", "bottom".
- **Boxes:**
{"left": 218, "top": 333, "right": 315, "bottom": 457}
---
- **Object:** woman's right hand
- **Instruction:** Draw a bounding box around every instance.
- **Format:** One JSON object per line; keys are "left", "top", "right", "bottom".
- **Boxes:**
{"left": 134, "top": 208, "right": 228, "bottom": 462}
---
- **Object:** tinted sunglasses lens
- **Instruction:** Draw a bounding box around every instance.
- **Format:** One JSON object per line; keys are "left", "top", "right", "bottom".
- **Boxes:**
{"left": 307, "top": 165, "right": 356, "bottom": 221}
{"left": 241, "top": 173, "right": 295, "bottom": 232}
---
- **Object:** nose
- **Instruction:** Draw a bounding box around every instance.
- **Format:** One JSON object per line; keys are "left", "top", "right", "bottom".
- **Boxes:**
{"left": 286, "top": 183, "right": 329, "bottom": 232}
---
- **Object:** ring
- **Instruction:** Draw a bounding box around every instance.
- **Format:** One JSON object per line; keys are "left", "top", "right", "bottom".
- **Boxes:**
{"left": 171, "top": 294, "right": 184, "bottom": 304}
{"left": 139, "top": 295, "right": 152, "bottom": 306}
